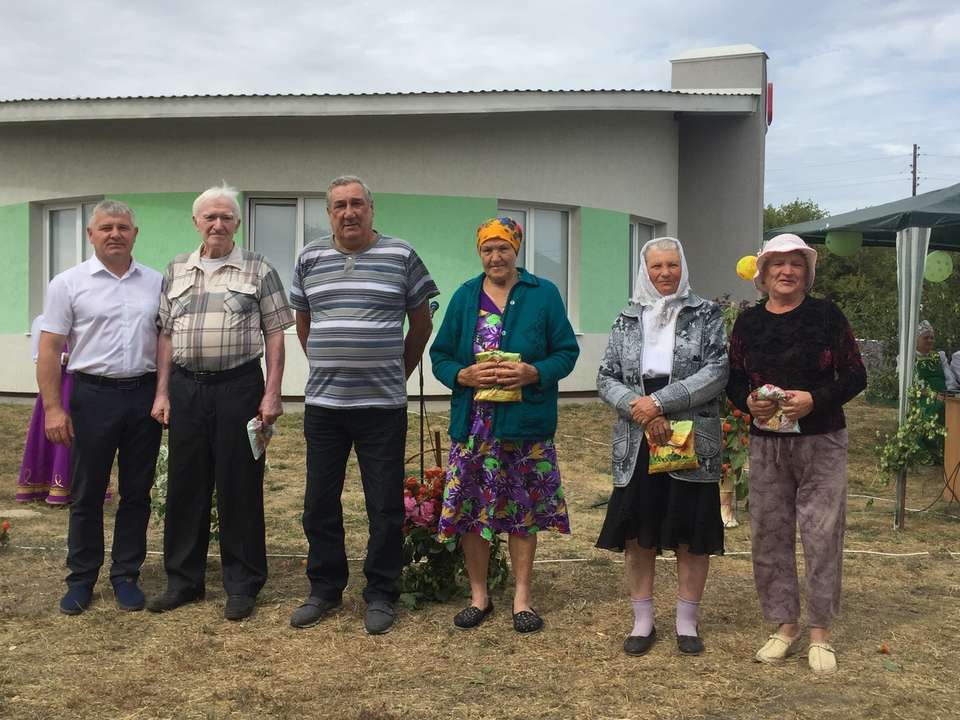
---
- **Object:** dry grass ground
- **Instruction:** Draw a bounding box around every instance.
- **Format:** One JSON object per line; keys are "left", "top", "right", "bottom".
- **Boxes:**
{"left": 0, "top": 398, "right": 958, "bottom": 720}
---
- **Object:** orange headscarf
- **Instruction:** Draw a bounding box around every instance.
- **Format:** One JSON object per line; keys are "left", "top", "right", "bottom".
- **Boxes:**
{"left": 476, "top": 216, "right": 523, "bottom": 254}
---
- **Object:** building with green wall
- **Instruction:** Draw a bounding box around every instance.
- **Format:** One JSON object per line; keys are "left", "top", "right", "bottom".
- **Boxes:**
{"left": 0, "top": 45, "right": 768, "bottom": 396}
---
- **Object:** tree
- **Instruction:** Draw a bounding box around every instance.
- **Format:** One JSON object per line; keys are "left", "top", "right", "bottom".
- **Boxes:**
{"left": 763, "top": 198, "right": 827, "bottom": 231}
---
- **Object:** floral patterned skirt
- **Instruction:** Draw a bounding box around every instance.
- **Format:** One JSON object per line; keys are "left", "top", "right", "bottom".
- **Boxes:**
{"left": 437, "top": 403, "right": 570, "bottom": 542}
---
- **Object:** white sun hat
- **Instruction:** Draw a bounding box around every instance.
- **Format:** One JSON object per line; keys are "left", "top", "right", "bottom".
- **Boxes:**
{"left": 754, "top": 233, "right": 818, "bottom": 293}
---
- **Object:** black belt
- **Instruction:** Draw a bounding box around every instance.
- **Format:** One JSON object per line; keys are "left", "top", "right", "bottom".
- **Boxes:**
{"left": 174, "top": 359, "right": 261, "bottom": 384}
{"left": 74, "top": 371, "right": 157, "bottom": 390}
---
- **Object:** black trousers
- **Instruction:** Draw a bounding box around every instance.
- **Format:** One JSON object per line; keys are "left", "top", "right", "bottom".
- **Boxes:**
{"left": 303, "top": 405, "right": 407, "bottom": 603}
{"left": 67, "top": 376, "right": 162, "bottom": 589}
{"left": 164, "top": 366, "right": 267, "bottom": 597}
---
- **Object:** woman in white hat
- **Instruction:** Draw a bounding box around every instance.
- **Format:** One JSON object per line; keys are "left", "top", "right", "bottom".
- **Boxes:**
{"left": 726, "top": 233, "right": 867, "bottom": 674}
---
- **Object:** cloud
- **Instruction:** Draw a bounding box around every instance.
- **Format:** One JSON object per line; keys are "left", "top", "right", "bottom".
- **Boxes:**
{"left": 1, "top": 0, "right": 958, "bottom": 212}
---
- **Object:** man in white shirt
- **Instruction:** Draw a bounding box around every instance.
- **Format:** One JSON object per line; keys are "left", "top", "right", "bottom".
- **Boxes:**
{"left": 38, "top": 199, "right": 163, "bottom": 615}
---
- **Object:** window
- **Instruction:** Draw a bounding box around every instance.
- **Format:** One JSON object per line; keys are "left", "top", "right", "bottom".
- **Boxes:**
{"left": 628, "top": 220, "right": 655, "bottom": 297}
{"left": 497, "top": 204, "right": 570, "bottom": 305}
{"left": 248, "top": 196, "right": 330, "bottom": 297}
{"left": 44, "top": 202, "right": 98, "bottom": 281}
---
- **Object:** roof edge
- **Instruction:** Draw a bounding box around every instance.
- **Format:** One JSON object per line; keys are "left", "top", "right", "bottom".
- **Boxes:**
{"left": 0, "top": 89, "right": 761, "bottom": 123}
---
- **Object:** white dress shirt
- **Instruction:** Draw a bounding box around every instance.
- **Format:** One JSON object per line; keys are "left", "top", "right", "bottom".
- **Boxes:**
{"left": 641, "top": 305, "right": 677, "bottom": 378}
{"left": 41, "top": 256, "right": 162, "bottom": 378}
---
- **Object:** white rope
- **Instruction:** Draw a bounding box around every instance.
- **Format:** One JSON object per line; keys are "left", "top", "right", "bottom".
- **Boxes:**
{"left": 9, "top": 546, "right": 959, "bottom": 560}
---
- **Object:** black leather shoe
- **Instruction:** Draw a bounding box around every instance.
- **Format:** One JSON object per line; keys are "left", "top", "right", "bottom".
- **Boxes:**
{"left": 677, "top": 629, "right": 705, "bottom": 655}
{"left": 453, "top": 600, "right": 494, "bottom": 629}
{"left": 290, "top": 596, "right": 343, "bottom": 628}
{"left": 224, "top": 594, "right": 256, "bottom": 621}
{"left": 624, "top": 627, "right": 657, "bottom": 656}
{"left": 146, "top": 587, "right": 204, "bottom": 613}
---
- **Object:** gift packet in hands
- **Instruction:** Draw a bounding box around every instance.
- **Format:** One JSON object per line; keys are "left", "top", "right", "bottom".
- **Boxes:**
{"left": 247, "top": 417, "right": 276, "bottom": 460}
{"left": 646, "top": 419, "right": 700, "bottom": 473}
{"left": 751, "top": 384, "right": 801, "bottom": 433}
{"left": 474, "top": 350, "right": 522, "bottom": 402}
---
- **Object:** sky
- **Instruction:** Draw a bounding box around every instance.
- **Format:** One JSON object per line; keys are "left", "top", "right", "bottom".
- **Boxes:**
{"left": 2, "top": 0, "right": 958, "bottom": 215}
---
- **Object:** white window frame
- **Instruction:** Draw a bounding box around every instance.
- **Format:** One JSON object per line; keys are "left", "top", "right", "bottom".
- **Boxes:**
{"left": 247, "top": 194, "right": 329, "bottom": 333}
{"left": 247, "top": 194, "right": 329, "bottom": 257}
{"left": 42, "top": 200, "right": 100, "bottom": 286}
{"left": 497, "top": 202, "right": 573, "bottom": 308}
{"left": 628, "top": 219, "right": 658, "bottom": 298}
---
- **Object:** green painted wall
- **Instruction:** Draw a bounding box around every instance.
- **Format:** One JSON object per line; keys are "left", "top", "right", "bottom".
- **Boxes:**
{"left": 0, "top": 203, "right": 29, "bottom": 332}
{"left": 374, "top": 193, "right": 497, "bottom": 321}
{"left": 2, "top": 191, "right": 629, "bottom": 336}
{"left": 579, "top": 207, "right": 630, "bottom": 333}
{"left": 111, "top": 192, "right": 204, "bottom": 271}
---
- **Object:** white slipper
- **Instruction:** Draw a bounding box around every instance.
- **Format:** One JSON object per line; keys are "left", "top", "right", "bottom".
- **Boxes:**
{"left": 808, "top": 642, "right": 838, "bottom": 674}
{"left": 755, "top": 631, "right": 801, "bottom": 664}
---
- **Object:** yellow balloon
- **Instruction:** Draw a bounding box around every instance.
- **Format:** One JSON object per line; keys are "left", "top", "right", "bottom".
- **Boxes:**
{"left": 736, "top": 255, "right": 757, "bottom": 281}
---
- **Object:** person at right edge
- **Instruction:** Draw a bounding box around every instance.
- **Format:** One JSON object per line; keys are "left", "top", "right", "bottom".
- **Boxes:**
{"left": 727, "top": 233, "right": 867, "bottom": 675}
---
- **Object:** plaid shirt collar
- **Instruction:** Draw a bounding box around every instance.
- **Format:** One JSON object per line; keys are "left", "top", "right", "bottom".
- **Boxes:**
{"left": 184, "top": 242, "right": 245, "bottom": 272}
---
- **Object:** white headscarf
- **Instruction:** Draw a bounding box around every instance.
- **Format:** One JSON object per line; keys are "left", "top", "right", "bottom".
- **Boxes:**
{"left": 630, "top": 236, "right": 690, "bottom": 328}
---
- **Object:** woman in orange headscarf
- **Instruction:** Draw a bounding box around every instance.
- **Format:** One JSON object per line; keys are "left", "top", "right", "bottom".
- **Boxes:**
{"left": 430, "top": 217, "right": 579, "bottom": 634}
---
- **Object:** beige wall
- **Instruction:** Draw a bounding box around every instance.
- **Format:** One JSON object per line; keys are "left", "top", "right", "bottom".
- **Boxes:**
{"left": 0, "top": 111, "right": 679, "bottom": 226}
{"left": 673, "top": 49, "right": 767, "bottom": 301}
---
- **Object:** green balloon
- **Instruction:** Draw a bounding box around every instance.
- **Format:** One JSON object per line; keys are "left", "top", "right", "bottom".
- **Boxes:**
{"left": 923, "top": 250, "right": 954, "bottom": 283}
{"left": 825, "top": 230, "right": 863, "bottom": 257}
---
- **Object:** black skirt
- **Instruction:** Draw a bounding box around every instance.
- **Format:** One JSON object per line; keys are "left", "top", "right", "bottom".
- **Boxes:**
{"left": 595, "top": 388, "right": 725, "bottom": 556}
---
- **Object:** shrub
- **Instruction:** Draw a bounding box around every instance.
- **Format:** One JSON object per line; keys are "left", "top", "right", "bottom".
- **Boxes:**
{"left": 398, "top": 467, "right": 507, "bottom": 609}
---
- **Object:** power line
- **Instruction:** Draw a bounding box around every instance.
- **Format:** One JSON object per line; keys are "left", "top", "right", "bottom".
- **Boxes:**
{"left": 766, "top": 153, "right": 911, "bottom": 172}
{"left": 766, "top": 174, "right": 909, "bottom": 191}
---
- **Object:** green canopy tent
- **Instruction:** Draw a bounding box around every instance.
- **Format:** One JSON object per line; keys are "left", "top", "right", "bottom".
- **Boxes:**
{"left": 766, "top": 182, "right": 960, "bottom": 528}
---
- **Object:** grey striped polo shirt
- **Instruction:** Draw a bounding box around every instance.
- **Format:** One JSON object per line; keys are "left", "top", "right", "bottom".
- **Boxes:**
{"left": 290, "top": 233, "right": 439, "bottom": 409}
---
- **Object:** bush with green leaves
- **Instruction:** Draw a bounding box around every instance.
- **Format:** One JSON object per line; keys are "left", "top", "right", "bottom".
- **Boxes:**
{"left": 151, "top": 444, "right": 220, "bottom": 542}
{"left": 875, "top": 382, "right": 947, "bottom": 478}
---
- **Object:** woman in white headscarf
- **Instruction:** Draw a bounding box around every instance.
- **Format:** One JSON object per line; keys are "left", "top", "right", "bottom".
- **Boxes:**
{"left": 596, "top": 237, "right": 729, "bottom": 657}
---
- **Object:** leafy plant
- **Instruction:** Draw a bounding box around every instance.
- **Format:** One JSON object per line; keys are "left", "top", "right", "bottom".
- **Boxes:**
{"left": 151, "top": 444, "right": 220, "bottom": 542}
{"left": 721, "top": 399, "right": 751, "bottom": 501}
{"left": 398, "top": 466, "right": 507, "bottom": 609}
{"left": 875, "top": 382, "right": 946, "bottom": 478}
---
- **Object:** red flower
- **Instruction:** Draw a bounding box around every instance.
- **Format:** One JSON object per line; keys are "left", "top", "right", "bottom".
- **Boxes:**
{"left": 1, "top": 520, "right": 8, "bottom": 531}
{"left": 732, "top": 409, "right": 742, "bottom": 418}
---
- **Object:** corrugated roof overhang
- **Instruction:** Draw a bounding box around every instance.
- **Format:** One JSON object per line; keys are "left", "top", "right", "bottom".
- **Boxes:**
{"left": 0, "top": 88, "right": 760, "bottom": 123}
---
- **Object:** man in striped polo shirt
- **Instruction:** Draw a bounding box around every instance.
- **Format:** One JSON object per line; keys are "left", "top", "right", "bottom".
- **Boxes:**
{"left": 289, "top": 175, "right": 439, "bottom": 634}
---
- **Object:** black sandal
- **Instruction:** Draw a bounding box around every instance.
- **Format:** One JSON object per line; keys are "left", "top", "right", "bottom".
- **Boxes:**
{"left": 453, "top": 600, "right": 494, "bottom": 629}
{"left": 512, "top": 608, "right": 544, "bottom": 634}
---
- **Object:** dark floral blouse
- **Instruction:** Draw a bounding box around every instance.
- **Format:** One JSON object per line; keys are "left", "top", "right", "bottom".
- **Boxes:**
{"left": 727, "top": 296, "right": 868, "bottom": 436}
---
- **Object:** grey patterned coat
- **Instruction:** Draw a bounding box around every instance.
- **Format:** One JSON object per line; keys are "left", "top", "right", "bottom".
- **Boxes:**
{"left": 596, "top": 293, "right": 729, "bottom": 486}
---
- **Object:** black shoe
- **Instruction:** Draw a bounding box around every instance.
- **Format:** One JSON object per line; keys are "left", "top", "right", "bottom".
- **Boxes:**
{"left": 364, "top": 600, "right": 397, "bottom": 635}
{"left": 289, "top": 596, "right": 343, "bottom": 629}
{"left": 624, "top": 627, "right": 657, "bottom": 656}
{"left": 677, "top": 631, "right": 705, "bottom": 656}
{"left": 113, "top": 579, "right": 145, "bottom": 611}
{"left": 512, "top": 608, "right": 544, "bottom": 634}
{"left": 453, "top": 600, "right": 494, "bottom": 629}
{"left": 224, "top": 594, "right": 256, "bottom": 621}
{"left": 59, "top": 585, "right": 93, "bottom": 616}
{"left": 146, "top": 587, "right": 205, "bottom": 613}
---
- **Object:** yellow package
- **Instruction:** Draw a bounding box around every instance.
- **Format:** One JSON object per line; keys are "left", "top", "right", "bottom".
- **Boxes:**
{"left": 473, "top": 350, "right": 522, "bottom": 402}
{"left": 645, "top": 420, "right": 700, "bottom": 473}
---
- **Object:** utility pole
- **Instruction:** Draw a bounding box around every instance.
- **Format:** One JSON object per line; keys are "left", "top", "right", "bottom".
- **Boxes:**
{"left": 912, "top": 143, "right": 919, "bottom": 196}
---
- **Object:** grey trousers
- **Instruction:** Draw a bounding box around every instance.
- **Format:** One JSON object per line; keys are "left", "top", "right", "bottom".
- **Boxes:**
{"left": 748, "top": 429, "right": 848, "bottom": 628}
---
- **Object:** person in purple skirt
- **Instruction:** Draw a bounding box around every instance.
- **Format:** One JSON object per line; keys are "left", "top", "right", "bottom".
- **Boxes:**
{"left": 17, "top": 315, "right": 73, "bottom": 505}
{"left": 431, "top": 217, "right": 579, "bottom": 634}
